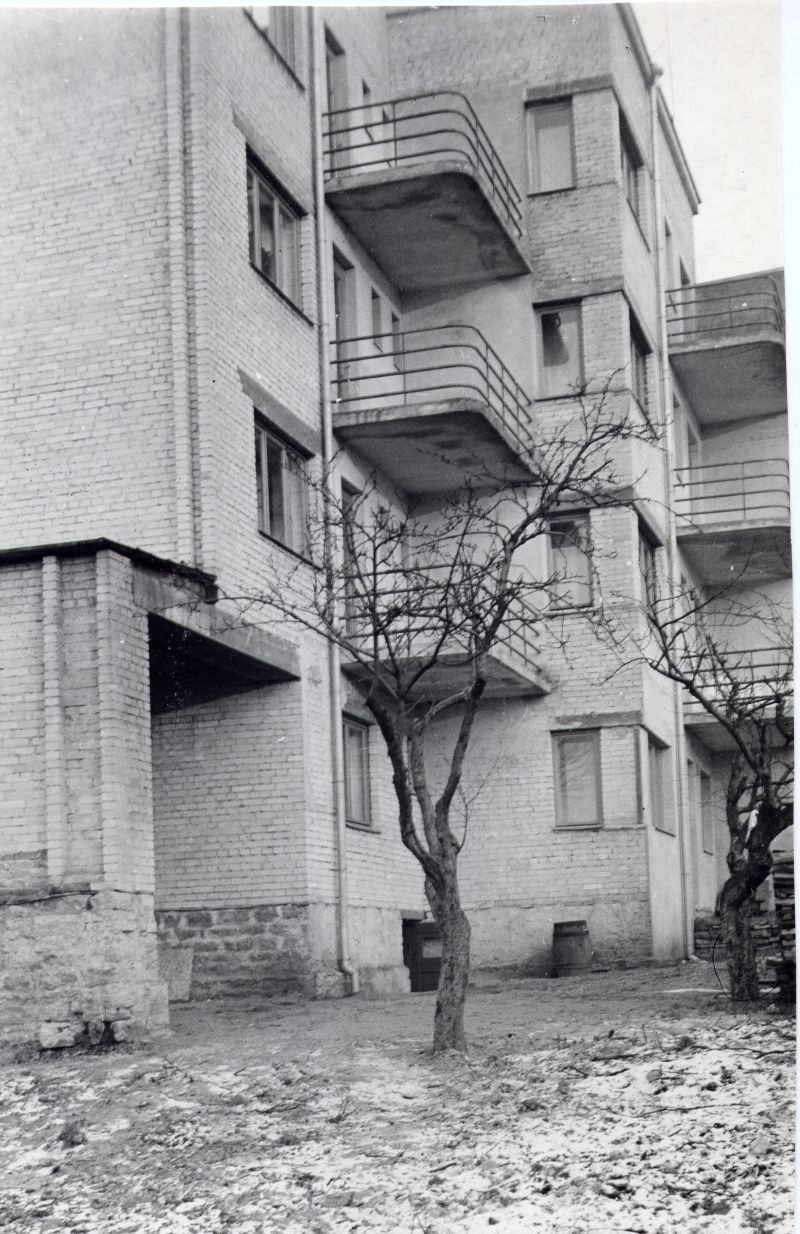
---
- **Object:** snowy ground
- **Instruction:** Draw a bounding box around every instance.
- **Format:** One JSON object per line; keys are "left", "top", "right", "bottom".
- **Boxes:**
{"left": 0, "top": 962, "right": 793, "bottom": 1234}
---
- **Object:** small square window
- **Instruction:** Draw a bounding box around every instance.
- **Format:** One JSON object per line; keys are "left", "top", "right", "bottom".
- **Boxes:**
{"left": 247, "top": 155, "right": 301, "bottom": 305}
{"left": 553, "top": 730, "right": 602, "bottom": 828}
{"left": 254, "top": 416, "right": 308, "bottom": 553}
{"left": 535, "top": 303, "right": 583, "bottom": 398}
{"left": 548, "top": 514, "right": 591, "bottom": 608}
{"left": 343, "top": 718, "right": 371, "bottom": 827}
{"left": 528, "top": 99, "right": 575, "bottom": 193}
{"left": 246, "top": 7, "right": 295, "bottom": 70}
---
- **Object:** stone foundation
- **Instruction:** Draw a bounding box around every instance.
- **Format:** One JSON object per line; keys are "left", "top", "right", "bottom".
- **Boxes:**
{"left": 0, "top": 889, "right": 168, "bottom": 1042}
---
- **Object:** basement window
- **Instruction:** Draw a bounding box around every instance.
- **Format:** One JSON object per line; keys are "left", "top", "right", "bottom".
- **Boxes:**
{"left": 553, "top": 730, "right": 603, "bottom": 828}
{"left": 536, "top": 303, "right": 583, "bottom": 398}
{"left": 343, "top": 718, "right": 372, "bottom": 828}
{"left": 247, "top": 154, "right": 302, "bottom": 306}
{"left": 254, "top": 416, "right": 308, "bottom": 554}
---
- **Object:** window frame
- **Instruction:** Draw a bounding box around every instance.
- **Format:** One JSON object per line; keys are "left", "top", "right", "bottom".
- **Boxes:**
{"left": 247, "top": 154, "right": 302, "bottom": 307}
{"left": 527, "top": 97, "right": 575, "bottom": 194}
{"left": 547, "top": 512, "right": 592, "bottom": 610}
{"left": 619, "top": 114, "right": 643, "bottom": 224}
{"left": 254, "top": 414, "right": 309, "bottom": 556}
{"left": 628, "top": 313, "right": 650, "bottom": 413}
{"left": 553, "top": 729, "right": 603, "bottom": 829}
{"left": 535, "top": 301, "right": 584, "bottom": 399}
{"left": 648, "top": 735, "right": 673, "bottom": 835}
{"left": 343, "top": 716, "right": 372, "bottom": 829}
{"left": 391, "top": 311, "right": 403, "bottom": 371}
{"left": 245, "top": 7, "right": 299, "bottom": 77}
{"left": 700, "top": 770, "right": 714, "bottom": 856}
{"left": 371, "top": 288, "right": 383, "bottom": 351}
{"left": 638, "top": 527, "right": 658, "bottom": 609}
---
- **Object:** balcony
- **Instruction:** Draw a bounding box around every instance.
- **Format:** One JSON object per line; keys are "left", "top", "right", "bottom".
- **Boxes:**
{"left": 323, "top": 91, "right": 530, "bottom": 294}
{"left": 666, "top": 274, "right": 786, "bottom": 423}
{"left": 330, "top": 324, "right": 535, "bottom": 493}
{"left": 674, "top": 459, "right": 791, "bottom": 584}
{"left": 342, "top": 595, "right": 552, "bottom": 703}
{"left": 683, "top": 646, "right": 793, "bottom": 752}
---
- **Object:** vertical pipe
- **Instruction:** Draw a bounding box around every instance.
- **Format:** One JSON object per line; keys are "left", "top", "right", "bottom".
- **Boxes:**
{"left": 309, "top": 9, "right": 359, "bottom": 995}
{"left": 649, "top": 68, "right": 695, "bottom": 959}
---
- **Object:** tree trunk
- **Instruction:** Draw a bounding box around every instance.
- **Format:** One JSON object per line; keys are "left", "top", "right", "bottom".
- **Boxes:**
{"left": 426, "top": 873, "right": 470, "bottom": 1053}
{"left": 719, "top": 882, "right": 759, "bottom": 1000}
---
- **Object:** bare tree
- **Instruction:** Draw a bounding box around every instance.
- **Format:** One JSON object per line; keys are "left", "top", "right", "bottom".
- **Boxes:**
{"left": 218, "top": 382, "right": 657, "bottom": 1051}
{"left": 632, "top": 580, "right": 792, "bottom": 999}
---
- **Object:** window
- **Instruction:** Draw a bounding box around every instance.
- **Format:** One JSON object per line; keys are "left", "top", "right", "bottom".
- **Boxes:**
{"left": 246, "top": 7, "right": 296, "bottom": 70}
{"left": 536, "top": 303, "right": 583, "bottom": 397}
{"left": 371, "top": 289, "right": 383, "bottom": 350}
{"left": 341, "top": 484, "right": 360, "bottom": 634}
{"left": 247, "top": 157, "right": 301, "bottom": 305}
{"left": 629, "top": 315, "right": 650, "bottom": 412}
{"left": 619, "top": 117, "right": 642, "bottom": 222}
{"left": 391, "top": 311, "right": 403, "bottom": 371}
{"left": 548, "top": 514, "right": 591, "bottom": 608}
{"left": 648, "top": 736, "right": 673, "bottom": 834}
{"left": 254, "top": 417, "right": 308, "bottom": 553}
{"left": 553, "top": 731, "right": 602, "bottom": 828}
{"left": 528, "top": 99, "right": 574, "bottom": 193}
{"left": 700, "top": 771, "right": 714, "bottom": 855}
{"left": 664, "top": 220, "right": 676, "bottom": 287}
{"left": 325, "top": 29, "right": 347, "bottom": 172}
{"left": 638, "top": 530, "right": 658, "bottom": 608}
{"left": 332, "top": 250, "right": 355, "bottom": 387}
{"left": 343, "top": 719, "right": 371, "bottom": 827}
{"left": 362, "top": 79, "right": 375, "bottom": 140}
{"left": 679, "top": 260, "right": 691, "bottom": 289}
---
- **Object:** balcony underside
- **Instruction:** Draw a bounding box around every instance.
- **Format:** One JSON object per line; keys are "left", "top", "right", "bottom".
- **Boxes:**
{"left": 669, "top": 336, "right": 786, "bottom": 424}
{"left": 343, "top": 649, "right": 552, "bottom": 703}
{"left": 676, "top": 521, "right": 791, "bottom": 585}
{"left": 684, "top": 709, "right": 792, "bottom": 754}
{"left": 325, "top": 162, "right": 531, "bottom": 295}
{"left": 332, "top": 397, "right": 535, "bottom": 494}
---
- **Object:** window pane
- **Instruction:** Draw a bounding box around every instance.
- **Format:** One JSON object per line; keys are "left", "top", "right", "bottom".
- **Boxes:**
{"left": 391, "top": 312, "right": 403, "bottom": 371}
{"left": 531, "top": 101, "right": 573, "bottom": 192}
{"left": 255, "top": 423, "right": 266, "bottom": 532}
{"left": 258, "top": 182, "right": 276, "bottom": 281}
{"left": 649, "top": 742, "right": 663, "bottom": 830}
{"left": 371, "top": 290, "right": 383, "bottom": 348}
{"left": 247, "top": 168, "right": 258, "bottom": 266}
{"left": 555, "top": 733, "right": 600, "bottom": 827}
{"left": 278, "top": 204, "right": 299, "bottom": 302}
{"left": 550, "top": 516, "right": 591, "bottom": 607}
{"left": 700, "top": 772, "right": 714, "bottom": 855}
{"left": 344, "top": 723, "right": 369, "bottom": 823}
{"left": 285, "top": 451, "right": 306, "bottom": 553}
{"left": 265, "top": 435, "right": 285, "bottom": 540}
{"left": 272, "top": 7, "right": 294, "bottom": 66}
{"left": 539, "top": 304, "right": 582, "bottom": 397}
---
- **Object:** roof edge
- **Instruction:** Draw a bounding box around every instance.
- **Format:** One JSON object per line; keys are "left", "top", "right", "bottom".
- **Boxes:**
{"left": 0, "top": 538, "right": 217, "bottom": 588}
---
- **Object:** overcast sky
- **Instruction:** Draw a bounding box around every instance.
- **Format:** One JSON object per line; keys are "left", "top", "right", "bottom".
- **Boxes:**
{"left": 634, "top": 0, "right": 782, "bottom": 281}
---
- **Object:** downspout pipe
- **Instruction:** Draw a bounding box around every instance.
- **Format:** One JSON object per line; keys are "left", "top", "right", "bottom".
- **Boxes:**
{"left": 649, "top": 66, "right": 696, "bottom": 960}
{"left": 309, "top": 9, "right": 359, "bottom": 995}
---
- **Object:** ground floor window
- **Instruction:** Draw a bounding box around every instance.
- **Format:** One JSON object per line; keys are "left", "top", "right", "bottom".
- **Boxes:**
{"left": 553, "top": 729, "right": 602, "bottom": 828}
{"left": 648, "top": 736, "right": 673, "bottom": 834}
{"left": 700, "top": 770, "right": 714, "bottom": 855}
{"left": 343, "top": 718, "right": 371, "bottom": 828}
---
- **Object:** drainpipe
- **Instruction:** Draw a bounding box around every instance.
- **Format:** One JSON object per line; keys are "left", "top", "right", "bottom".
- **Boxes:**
{"left": 309, "top": 9, "right": 359, "bottom": 995}
{"left": 649, "top": 66, "right": 696, "bottom": 960}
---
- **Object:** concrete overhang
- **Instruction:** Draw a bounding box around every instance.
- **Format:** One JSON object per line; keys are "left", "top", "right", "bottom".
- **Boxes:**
{"left": 684, "top": 709, "right": 793, "bottom": 754}
{"left": 148, "top": 612, "right": 298, "bottom": 714}
{"left": 342, "top": 649, "right": 552, "bottom": 704}
{"left": 332, "top": 397, "right": 535, "bottom": 495}
{"left": 676, "top": 521, "right": 792, "bottom": 586}
{"left": 669, "top": 335, "right": 786, "bottom": 424}
{"left": 325, "top": 161, "right": 531, "bottom": 295}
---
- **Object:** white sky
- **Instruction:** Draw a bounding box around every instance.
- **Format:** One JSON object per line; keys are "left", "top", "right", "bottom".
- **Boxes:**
{"left": 634, "top": 0, "right": 783, "bottom": 281}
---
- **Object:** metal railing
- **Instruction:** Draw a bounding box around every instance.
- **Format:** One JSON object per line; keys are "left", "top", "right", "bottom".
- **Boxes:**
{"left": 323, "top": 90, "right": 522, "bottom": 237}
{"left": 330, "top": 324, "right": 534, "bottom": 459}
{"left": 666, "top": 273, "right": 785, "bottom": 348}
{"left": 674, "top": 458, "right": 790, "bottom": 526}
{"left": 682, "top": 646, "right": 793, "bottom": 717}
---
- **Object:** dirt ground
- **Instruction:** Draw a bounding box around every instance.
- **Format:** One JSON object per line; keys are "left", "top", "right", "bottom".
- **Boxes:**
{"left": 0, "top": 961, "right": 794, "bottom": 1234}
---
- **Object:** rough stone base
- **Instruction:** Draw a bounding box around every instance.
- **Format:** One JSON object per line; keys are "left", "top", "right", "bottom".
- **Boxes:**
{"left": 156, "top": 903, "right": 317, "bottom": 1000}
{"left": 358, "top": 964, "right": 411, "bottom": 997}
{"left": 0, "top": 889, "right": 168, "bottom": 1043}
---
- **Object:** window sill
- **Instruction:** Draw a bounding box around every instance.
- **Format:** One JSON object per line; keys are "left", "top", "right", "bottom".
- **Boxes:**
{"left": 243, "top": 11, "right": 306, "bottom": 91}
{"left": 534, "top": 389, "right": 587, "bottom": 403}
{"left": 544, "top": 603, "right": 594, "bottom": 617}
{"left": 554, "top": 823, "right": 603, "bottom": 832}
{"left": 257, "top": 529, "right": 317, "bottom": 569}
{"left": 250, "top": 263, "right": 315, "bottom": 327}
{"left": 527, "top": 184, "right": 576, "bottom": 197}
{"left": 346, "top": 821, "right": 380, "bottom": 834}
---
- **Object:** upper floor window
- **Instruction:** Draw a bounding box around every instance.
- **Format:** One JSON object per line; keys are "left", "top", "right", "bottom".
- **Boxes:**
{"left": 343, "top": 718, "right": 372, "bottom": 828}
{"left": 548, "top": 513, "right": 592, "bottom": 609}
{"left": 638, "top": 529, "right": 658, "bottom": 608}
{"left": 619, "top": 116, "right": 643, "bottom": 223}
{"left": 371, "top": 289, "right": 383, "bottom": 350}
{"left": 527, "top": 99, "right": 574, "bottom": 193}
{"left": 553, "top": 730, "right": 602, "bottom": 828}
{"left": 254, "top": 416, "right": 308, "bottom": 554}
{"left": 629, "top": 315, "right": 650, "bottom": 412}
{"left": 246, "top": 7, "right": 296, "bottom": 71}
{"left": 535, "top": 303, "right": 583, "bottom": 398}
{"left": 247, "top": 156, "right": 302, "bottom": 306}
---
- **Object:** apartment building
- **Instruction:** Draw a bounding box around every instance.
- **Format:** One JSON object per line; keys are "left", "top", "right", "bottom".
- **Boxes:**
{"left": 0, "top": 5, "right": 789, "bottom": 1040}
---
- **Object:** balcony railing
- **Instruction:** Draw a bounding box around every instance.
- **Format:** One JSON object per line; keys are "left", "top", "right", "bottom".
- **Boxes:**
{"left": 331, "top": 324, "right": 534, "bottom": 458}
{"left": 323, "top": 90, "right": 522, "bottom": 238}
{"left": 682, "top": 646, "right": 793, "bottom": 717}
{"left": 666, "top": 274, "right": 785, "bottom": 349}
{"left": 674, "top": 459, "right": 790, "bottom": 527}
